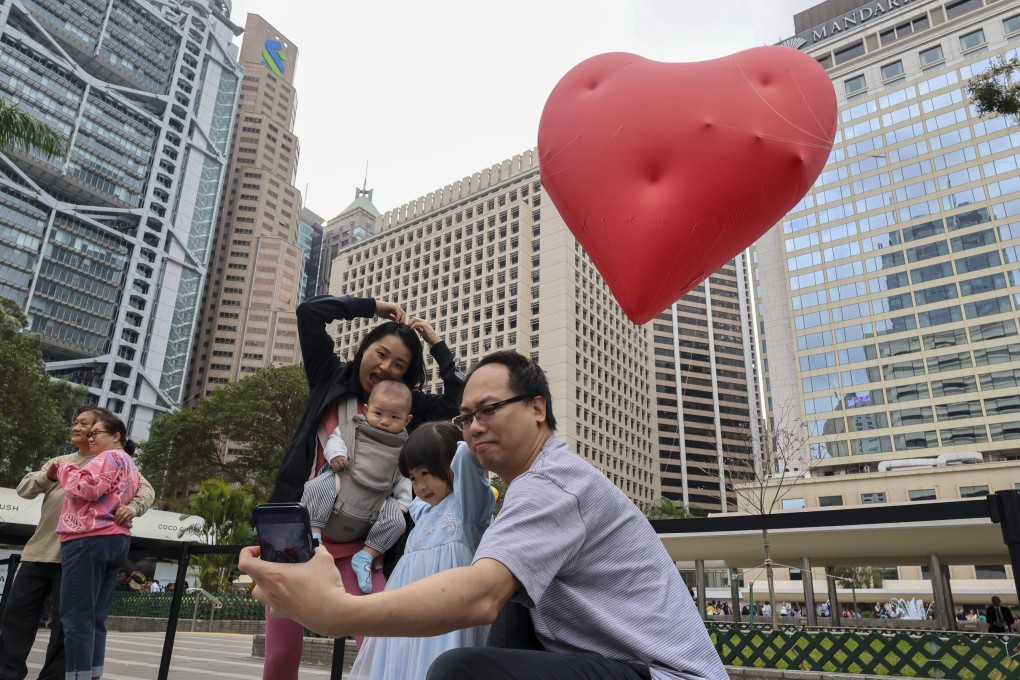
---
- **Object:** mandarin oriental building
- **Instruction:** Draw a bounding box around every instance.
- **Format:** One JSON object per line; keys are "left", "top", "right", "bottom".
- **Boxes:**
{"left": 758, "top": 0, "right": 1020, "bottom": 478}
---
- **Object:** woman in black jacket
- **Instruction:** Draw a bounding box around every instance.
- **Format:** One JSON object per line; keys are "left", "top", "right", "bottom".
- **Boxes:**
{"left": 263, "top": 293, "right": 464, "bottom": 680}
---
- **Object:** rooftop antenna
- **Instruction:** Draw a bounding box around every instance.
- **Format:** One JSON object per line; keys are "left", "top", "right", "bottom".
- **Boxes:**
{"left": 356, "top": 162, "right": 373, "bottom": 201}
{"left": 303, "top": 182, "right": 309, "bottom": 208}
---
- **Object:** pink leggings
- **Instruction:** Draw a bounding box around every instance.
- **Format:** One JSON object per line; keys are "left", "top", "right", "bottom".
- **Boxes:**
{"left": 261, "top": 552, "right": 387, "bottom": 680}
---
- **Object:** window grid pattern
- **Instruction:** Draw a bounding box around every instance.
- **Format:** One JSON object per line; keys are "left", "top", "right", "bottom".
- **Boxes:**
{"left": 781, "top": 12, "right": 1020, "bottom": 466}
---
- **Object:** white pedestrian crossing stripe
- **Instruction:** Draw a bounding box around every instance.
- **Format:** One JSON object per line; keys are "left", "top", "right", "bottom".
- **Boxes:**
{"left": 27, "top": 630, "right": 335, "bottom": 678}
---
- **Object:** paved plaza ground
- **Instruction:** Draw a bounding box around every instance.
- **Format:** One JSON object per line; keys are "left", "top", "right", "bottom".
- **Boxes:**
{"left": 27, "top": 630, "right": 334, "bottom": 679}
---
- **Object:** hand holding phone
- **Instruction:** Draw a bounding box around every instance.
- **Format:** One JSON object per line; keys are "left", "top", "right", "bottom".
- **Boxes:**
{"left": 252, "top": 503, "right": 317, "bottom": 563}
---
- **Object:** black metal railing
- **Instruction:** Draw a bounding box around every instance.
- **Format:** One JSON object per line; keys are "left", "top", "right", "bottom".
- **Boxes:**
{"left": 0, "top": 543, "right": 346, "bottom": 680}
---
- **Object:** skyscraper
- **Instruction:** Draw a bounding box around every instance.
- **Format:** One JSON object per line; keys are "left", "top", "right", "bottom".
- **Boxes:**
{"left": 317, "top": 187, "right": 379, "bottom": 296}
{"left": 298, "top": 206, "right": 323, "bottom": 301}
{"left": 0, "top": 0, "right": 242, "bottom": 438}
{"left": 327, "top": 150, "right": 660, "bottom": 504}
{"left": 653, "top": 254, "right": 761, "bottom": 513}
{"left": 187, "top": 14, "right": 304, "bottom": 400}
{"left": 760, "top": 0, "right": 1020, "bottom": 475}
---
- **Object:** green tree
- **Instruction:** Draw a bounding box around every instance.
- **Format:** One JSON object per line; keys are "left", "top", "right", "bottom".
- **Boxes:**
{"left": 137, "top": 402, "right": 224, "bottom": 504}
{"left": 0, "top": 99, "right": 65, "bottom": 158}
{"left": 832, "top": 566, "right": 884, "bottom": 589}
{"left": 725, "top": 416, "right": 810, "bottom": 628}
{"left": 0, "top": 297, "right": 88, "bottom": 486}
{"left": 966, "top": 57, "right": 1020, "bottom": 121}
{"left": 178, "top": 479, "right": 256, "bottom": 591}
{"left": 211, "top": 362, "right": 309, "bottom": 492}
{"left": 50, "top": 378, "right": 93, "bottom": 434}
{"left": 643, "top": 496, "right": 694, "bottom": 520}
{"left": 138, "top": 363, "right": 308, "bottom": 504}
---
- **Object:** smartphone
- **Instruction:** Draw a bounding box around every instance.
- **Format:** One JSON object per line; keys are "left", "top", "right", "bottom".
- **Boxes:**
{"left": 252, "top": 503, "right": 317, "bottom": 563}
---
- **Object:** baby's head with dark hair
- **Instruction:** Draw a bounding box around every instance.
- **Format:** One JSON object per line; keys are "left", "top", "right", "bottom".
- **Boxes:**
{"left": 368, "top": 380, "right": 412, "bottom": 412}
{"left": 365, "top": 380, "right": 414, "bottom": 434}
{"left": 398, "top": 421, "right": 460, "bottom": 487}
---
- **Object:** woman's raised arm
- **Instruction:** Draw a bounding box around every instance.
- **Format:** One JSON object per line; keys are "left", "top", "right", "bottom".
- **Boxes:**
{"left": 296, "top": 295, "right": 377, "bottom": 387}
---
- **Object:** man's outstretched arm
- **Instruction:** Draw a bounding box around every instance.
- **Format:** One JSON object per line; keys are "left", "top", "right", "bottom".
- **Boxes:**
{"left": 240, "top": 546, "right": 518, "bottom": 639}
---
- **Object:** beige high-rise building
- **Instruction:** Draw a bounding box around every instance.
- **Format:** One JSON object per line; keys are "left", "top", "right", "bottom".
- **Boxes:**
{"left": 187, "top": 15, "right": 304, "bottom": 401}
{"left": 759, "top": 0, "right": 1020, "bottom": 476}
{"left": 653, "top": 254, "right": 761, "bottom": 514}
{"left": 327, "top": 150, "right": 659, "bottom": 504}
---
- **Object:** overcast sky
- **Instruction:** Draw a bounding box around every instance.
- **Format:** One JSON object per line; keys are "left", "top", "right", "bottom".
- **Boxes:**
{"left": 225, "top": 0, "right": 822, "bottom": 221}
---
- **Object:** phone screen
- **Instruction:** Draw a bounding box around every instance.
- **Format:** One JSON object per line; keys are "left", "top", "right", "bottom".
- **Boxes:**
{"left": 253, "top": 504, "right": 315, "bottom": 563}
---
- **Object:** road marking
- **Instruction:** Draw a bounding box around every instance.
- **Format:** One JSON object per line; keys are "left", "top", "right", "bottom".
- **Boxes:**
{"left": 28, "top": 631, "right": 335, "bottom": 677}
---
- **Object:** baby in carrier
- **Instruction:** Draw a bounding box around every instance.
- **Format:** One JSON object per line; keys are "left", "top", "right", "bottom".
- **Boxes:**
{"left": 301, "top": 379, "right": 413, "bottom": 592}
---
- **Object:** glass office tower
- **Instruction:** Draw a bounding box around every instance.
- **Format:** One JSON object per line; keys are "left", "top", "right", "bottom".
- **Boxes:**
{"left": 760, "top": 0, "right": 1020, "bottom": 475}
{"left": 0, "top": 0, "right": 241, "bottom": 438}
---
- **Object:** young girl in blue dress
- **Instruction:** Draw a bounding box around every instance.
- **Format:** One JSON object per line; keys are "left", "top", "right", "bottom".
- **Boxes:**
{"left": 348, "top": 421, "right": 494, "bottom": 680}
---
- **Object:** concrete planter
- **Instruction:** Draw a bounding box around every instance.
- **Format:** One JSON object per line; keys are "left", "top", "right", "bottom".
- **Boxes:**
{"left": 106, "top": 616, "right": 266, "bottom": 635}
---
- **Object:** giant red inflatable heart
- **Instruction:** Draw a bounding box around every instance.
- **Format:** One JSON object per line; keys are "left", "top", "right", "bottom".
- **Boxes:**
{"left": 538, "top": 47, "right": 837, "bottom": 325}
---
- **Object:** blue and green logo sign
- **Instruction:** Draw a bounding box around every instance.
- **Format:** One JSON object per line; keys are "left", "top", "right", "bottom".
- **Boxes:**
{"left": 262, "top": 39, "right": 286, "bottom": 77}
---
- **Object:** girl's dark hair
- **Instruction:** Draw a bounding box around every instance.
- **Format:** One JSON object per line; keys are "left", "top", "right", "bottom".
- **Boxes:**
{"left": 398, "top": 421, "right": 460, "bottom": 487}
{"left": 91, "top": 412, "right": 136, "bottom": 456}
{"left": 349, "top": 321, "right": 426, "bottom": 398}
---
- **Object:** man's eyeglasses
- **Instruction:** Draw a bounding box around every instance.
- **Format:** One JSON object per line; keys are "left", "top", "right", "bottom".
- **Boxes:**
{"left": 452, "top": 395, "right": 534, "bottom": 431}
{"left": 87, "top": 430, "right": 111, "bottom": 440}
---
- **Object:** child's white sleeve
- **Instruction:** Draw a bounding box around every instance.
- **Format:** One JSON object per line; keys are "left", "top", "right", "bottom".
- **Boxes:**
{"left": 390, "top": 475, "right": 412, "bottom": 513}
{"left": 324, "top": 426, "right": 348, "bottom": 462}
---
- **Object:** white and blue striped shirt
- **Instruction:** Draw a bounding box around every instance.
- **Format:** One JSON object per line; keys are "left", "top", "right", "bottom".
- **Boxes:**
{"left": 474, "top": 436, "right": 727, "bottom": 680}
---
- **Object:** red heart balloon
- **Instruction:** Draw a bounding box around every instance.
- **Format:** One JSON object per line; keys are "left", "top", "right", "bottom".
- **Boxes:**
{"left": 538, "top": 47, "right": 837, "bottom": 325}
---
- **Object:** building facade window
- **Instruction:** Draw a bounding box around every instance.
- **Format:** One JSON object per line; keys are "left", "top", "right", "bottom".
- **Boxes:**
{"left": 834, "top": 41, "right": 865, "bottom": 65}
{"left": 1004, "top": 15, "right": 1020, "bottom": 36}
{"left": 919, "top": 45, "right": 944, "bottom": 68}
{"left": 975, "top": 565, "right": 1008, "bottom": 579}
{"left": 880, "top": 15, "right": 930, "bottom": 45}
{"left": 945, "top": 0, "right": 982, "bottom": 20}
{"left": 845, "top": 75, "right": 867, "bottom": 95}
{"left": 959, "top": 29, "right": 986, "bottom": 52}
{"left": 881, "top": 61, "right": 905, "bottom": 81}
{"left": 959, "top": 485, "right": 989, "bottom": 498}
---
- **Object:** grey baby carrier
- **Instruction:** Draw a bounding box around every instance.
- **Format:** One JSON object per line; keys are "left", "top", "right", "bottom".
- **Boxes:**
{"left": 317, "top": 398, "right": 407, "bottom": 543}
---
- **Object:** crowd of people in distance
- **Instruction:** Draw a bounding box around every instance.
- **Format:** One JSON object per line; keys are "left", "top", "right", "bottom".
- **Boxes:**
{"left": 700, "top": 598, "right": 1020, "bottom": 627}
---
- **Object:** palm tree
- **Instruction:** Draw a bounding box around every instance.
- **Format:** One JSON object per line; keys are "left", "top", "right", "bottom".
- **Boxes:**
{"left": 178, "top": 479, "right": 256, "bottom": 591}
{"left": 0, "top": 99, "right": 65, "bottom": 159}
{"left": 643, "top": 496, "right": 694, "bottom": 520}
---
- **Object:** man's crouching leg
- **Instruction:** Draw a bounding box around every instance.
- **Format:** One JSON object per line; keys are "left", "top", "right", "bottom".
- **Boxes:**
{"left": 427, "top": 648, "right": 488, "bottom": 680}
{"left": 427, "top": 648, "right": 652, "bottom": 680}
